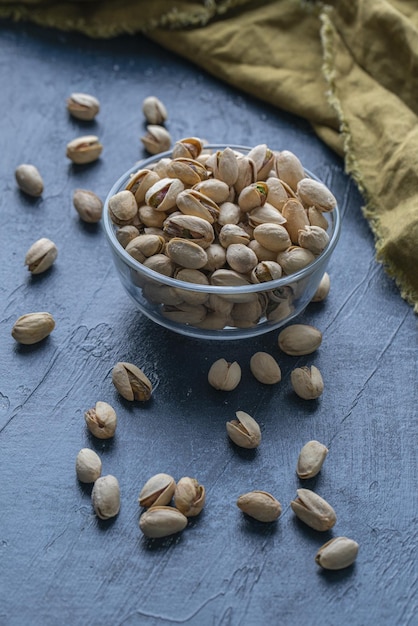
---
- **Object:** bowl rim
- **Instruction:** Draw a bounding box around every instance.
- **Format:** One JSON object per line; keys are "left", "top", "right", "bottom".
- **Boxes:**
{"left": 102, "top": 144, "right": 341, "bottom": 295}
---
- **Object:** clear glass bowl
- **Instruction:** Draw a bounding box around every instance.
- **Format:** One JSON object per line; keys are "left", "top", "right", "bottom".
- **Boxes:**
{"left": 103, "top": 144, "right": 341, "bottom": 340}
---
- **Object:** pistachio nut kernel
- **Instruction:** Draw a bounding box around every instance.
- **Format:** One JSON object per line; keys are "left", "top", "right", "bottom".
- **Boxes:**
{"left": 297, "top": 440, "right": 328, "bottom": 479}
{"left": 111, "top": 361, "right": 152, "bottom": 401}
{"left": 15, "top": 163, "right": 44, "bottom": 196}
{"left": 291, "top": 365, "right": 324, "bottom": 400}
{"left": 139, "top": 506, "right": 188, "bottom": 538}
{"left": 208, "top": 358, "right": 241, "bottom": 391}
{"left": 24, "top": 238, "right": 57, "bottom": 274}
{"left": 108, "top": 190, "right": 138, "bottom": 225}
{"left": 290, "top": 488, "right": 336, "bottom": 531}
{"left": 278, "top": 324, "right": 322, "bottom": 356}
{"left": 174, "top": 477, "right": 206, "bottom": 517}
{"left": 84, "top": 401, "right": 117, "bottom": 439}
{"left": 66, "top": 92, "right": 100, "bottom": 120}
{"left": 73, "top": 189, "right": 103, "bottom": 223}
{"left": 141, "top": 124, "right": 171, "bottom": 155}
{"left": 226, "top": 410, "right": 261, "bottom": 448}
{"left": 91, "top": 475, "right": 120, "bottom": 520}
{"left": 11, "top": 312, "right": 55, "bottom": 345}
{"left": 75, "top": 448, "right": 102, "bottom": 483}
{"left": 142, "top": 96, "right": 168, "bottom": 125}
{"left": 250, "top": 352, "right": 281, "bottom": 384}
{"left": 315, "top": 537, "right": 359, "bottom": 570}
{"left": 138, "top": 473, "right": 176, "bottom": 508}
{"left": 311, "top": 272, "right": 331, "bottom": 302}
{"left": 237, "top": 491, "right": 282, "bottom": 522}
{"left": 66, "top": 135, "right": 103, "bottom": 164}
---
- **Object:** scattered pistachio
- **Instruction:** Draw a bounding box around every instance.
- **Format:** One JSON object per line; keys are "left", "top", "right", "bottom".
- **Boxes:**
{"left": 250, "top": 352, "right": 281, "bottom": 384}
{"left": 11, "top": 312, "right": 55, "bottom": 345}
{"left": 111, "top": 361, "right": 152, "bottom": 401}
{"left": 296, "top": 440, "right": 328, "bottom": 479}
{"left": 15, "top": 164, "right": 44, "bottom": 197}
{"left": 75, "top": 448, "right": 102, "bottom": 483}
{"left": 139, "top": 506, "right": 188, "bottom": 538}
{"left": 291, "top": 365, "right": 324, "bottom": 400}
{"left": 174, "top": 477, "right": 206, "bottom": 517}
{"left": 84, "top": 401, "right": 117, "bottom": 439}
{"left": 278, "top": 324, "right": 322, "bottom": 356}
{"left": 66, "top": 92, "right": 100, "bottom": 120}
{"left": 311, "top": 272, "right": 331, "bottom": 302}
{"left": 24, "top": 238, "right": 57, "bottom": 274}
{"left": 138, "top": 473, "right": 176, "bottom": 508}
{"left": 141, "top": 125, "right": 171, "bottom": 155}
{"left": 208, "top": 358, "right": 241, "bottom": 391}
{"left": 66, "top": 135, "right": 102, "bottom": 164}
{"left": 91, "top": 475, "right": 120, "bottom": 520}
{"left": 226, "top": 410, "right": 261, "bottom": 449}
{"left": 142, "top": 96, "right": 168, "bottom": 125}
{"left": 315, "top": 537, "right": 359, "bottom": 570}
{"left": 290, "top": 488, "right": 336, "bottom": 531}
{"left": 237, "top": 491, "right": 282, "bottom": 522}
{"left": 73, "top": 189, "right": 103, "bottom": 223}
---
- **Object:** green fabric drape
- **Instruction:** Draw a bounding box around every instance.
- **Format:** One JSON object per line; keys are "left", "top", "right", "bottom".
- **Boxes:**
{"left": 1, "top": 0, "right": 417, "bottom": 311}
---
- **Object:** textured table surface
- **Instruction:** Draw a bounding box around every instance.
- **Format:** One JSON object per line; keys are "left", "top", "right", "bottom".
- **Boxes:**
{"left": 0, "top": 21, "right": 417, "bottom": 626}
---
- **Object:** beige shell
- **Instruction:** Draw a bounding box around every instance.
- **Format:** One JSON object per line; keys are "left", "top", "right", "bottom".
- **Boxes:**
{"left": 226, "top": 410, "right": 261, "bottom": 448}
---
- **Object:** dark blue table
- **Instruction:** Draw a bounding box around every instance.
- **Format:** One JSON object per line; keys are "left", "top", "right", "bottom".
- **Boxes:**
{"left": 0, "top": 21, "right": 416, "bottom": 626}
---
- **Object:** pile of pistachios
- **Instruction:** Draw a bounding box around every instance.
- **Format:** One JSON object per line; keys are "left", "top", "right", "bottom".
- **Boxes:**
{"left": 108, "top": 137, "right": 337, "bottom": 330}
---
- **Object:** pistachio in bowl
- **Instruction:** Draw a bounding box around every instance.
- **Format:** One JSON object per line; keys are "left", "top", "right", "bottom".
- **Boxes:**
{"left": 103, "top": 139, "right": 340, "bottom": 339}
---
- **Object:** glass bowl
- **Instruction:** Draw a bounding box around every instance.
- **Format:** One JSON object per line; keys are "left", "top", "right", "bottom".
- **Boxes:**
{"left": 103, "top": 144, "right": 341, "bottom": 340}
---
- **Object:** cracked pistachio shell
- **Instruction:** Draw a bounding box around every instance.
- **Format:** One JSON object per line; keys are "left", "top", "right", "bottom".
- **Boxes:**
{"left": 275, "top": 150, "right": 306, "bottom": 191}
{"left": 237, "top": 491, "right": 282, "bottom": 522}
{"left": 208, "top": 358, "right": 241, "bottom": 391}
{"left": 174, "top": 477, "right": 206, "bottom": 517}
{"left": 166, "top": 158, "right": 209, "bottom": 186}
{"left": 111, "top": 362, "right": 152, "bottom": 402}
{"left": 66, "top": 92, "right": 100, "bottom": 120}
{"left": 141, "top": 124, "right": 171, "bottom": 155}
{"left": 315, "top": 537, "right": 359, "bottom": 570}
{"left": 226, "top": 410, "right": 261, "bottom": 448}
{"left": 176, "top": 189, "right": 220, "bottom": 224}
{"left": 193, "top": 178, "right": 230, "bottom": 204}
{"left": 247, "top": 144, "right": 275, "bottom": 179}
{"left": 298, "top": 225, "right": 330, "bottom": 255}
{"left": 234, "top": 155, "right": 257, "bottom": 195}
{"left": 163, "top": 214, "right": 214, "bottom": 248}
{"left": 290, "top": 488, "right": 336, "bottom": 531}
{"left": 126, "top": 168, "right": 160, "bottom": 205}
{"left": 142, "top": 96, "right": 168, "bottom": 125}
{"left": 11, "top": 312, "right": 55, "bottom": 345}
{"left": 250, "top": 352, "right": 281, "bottom": 384}
{"left": 139, "top": 506, "right": 188, "bottom": 538}
{"left": 145, "top": 177, "right": 184, "bottom": 211}
{"left": 282, "top": 198, "right": 310, "bottom": 244}
{"left": 24, "top": 238, "right": 57, "bottom": 274}
{"left": 297, "top": 440, "right": 328, "bottom": 479}
{"left": 172, "top": 136, "right": 203, "bottom": 160}
{"left": 218, "top": 224, "right": 251, "bottom": 247}
{"left": 75, "top": 448, "right": 102, "bottom": 483}
{"left": 165, "top": 237, "right": 208, "bottom": 269}
{"left": 278, "top": 324, "right": 322, "bottom": 356}
{"left": 247, "top": 203, "right": 287, "bottom": 228}
{"left": 276, "top": 246, "right": 315, "bottom": 275}
{"left": 84, "top": 401, "right": 117, "bottom": 439}
{"left": 91, "top": 475, "right": 120, "bottom": 520}
{"left": 311, "top": 272, "right": 331, "bottom": 302}
{"left": 265, "top": 177, "right": 289, "bottom": 210}
{"left": 251, "top": 260, "right": 283, "bottom": 283}
{"left": 108, "top": 190, "right": 138, "bottom": 225}
{"left": 297, "top": 178, "right": 337, "bottom": 212}
{"left": 206, "top": 147, "right": 239, "bottom": 186}
{"left": 308, "top": 206, "right": 329, "bottom": 230}
{"left": 138, "top": 473, "right": 176, "bottom": 508}
{"left": 291, "top": 365, "right": 324, "bottom": 400}
{"left": 238, "top": 181, "right": 268, "bottom": 212}
{"left": 126, "top": 234, "right": 165, "bottom": 262}
{"left": 15, "top": 163, "right": 44, "bottom": 196}
{"left": 253, "top": 223, "right": 291, "bottom": 252}
{"left": 226, "top": 243, "right": 258, "bottom": 274}
{"left": 66, "top": 135, "right": 102, "bottom": 164}
{"left": 116, "top": 225, "right": 140, "bottom": 248}
{"left": 73, "top": 189, "right": 103, "bottom": 223}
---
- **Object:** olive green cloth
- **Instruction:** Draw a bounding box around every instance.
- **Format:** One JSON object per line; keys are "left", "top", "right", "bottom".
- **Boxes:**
{"left": 1, "top": 0, "right": 417, "bottom": 310}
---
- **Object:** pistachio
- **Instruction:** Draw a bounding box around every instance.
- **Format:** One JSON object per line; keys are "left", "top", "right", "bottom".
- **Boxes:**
{"left": 297, "top": 440, "right": 328, "bottom": 479}
{"left": 165, "top": 237, "right": 208, "bottom": 269}
{"left": 218, "top": 201, "right": 241, "bottom": 226}
{"left": 126, "top": 169, "right": 161, "bottom": 205}
{"left": 298, "top": 225, "right": 330, "bottom": 255}
{"left": 315, "top": 537, "right": 359, "bottom": 570}
{"left": 311, "top": 272, "right": 331, "bottom": 302}
{"left": 142, "top": 96, "right": 168, "bottom": 125}
{"left": 126, "top": 234, "right": 165, "bottom": 262}
{"left": 11, "top": 312, "right": 55, "bottom": 345}
{"left": 166, "top": 158, "right": 208, "bottom": 186}
{"left": 248, "top": 240, "right": 277, "bottom": 262}
{"left": 15, "top": 163, "right": 44, "bottom": 196}
{"left": 238, "top": 182, "right": 268, "bottom": 212}
{"left": 308, "top": 206, "right": 329, "bottom": 230}
{"left": 202, "top": 243, "right": 227, "bottom": 272}
{"left": 282, "top": 198, "right": 310, "bottom": 244}
{"left": 276, "top": 246, "right": 315, "bottom": 275}
{"left": 208, "top": 358, "right": 241, "bottom": 391}
{"left": 250, "top": 352, "right": 281, "bottom": 384}
{"left": 172, "top": 136, "right": 203, "bottom": 160}
{"left": 141, "top": 124, "right": 171, "bottom": 154}
{"left": 24, "top": 238, "right": 57, "bottom": 274}
{"left": 266, "top": 177, "right": 289, "bottom": 210}
{"left": 66, "top": 92, "right": 100, "bottom": 120}
{"left": 248, "top": 203, "right": 287, "bottom": 228}
{"left": 108, "top": 190, "right": 138, "bottom": 225}
{"left": 237, "top": 491, "right": 282, "bottom": 522}
{"left": 91, "top": 475, "right": 120, "bottom": 520}
{"left": 234, "top": 155, "right": 257, "bottom": 195}
{"left": 253, "top": 223, "right": 291, "bottom": 252}
{"left": 163, "top": 214, "right": 214, "bottom": 248}
{"left": 111, "top": 361, "right": 152, "bottom": 401}
{"left": 297, "top": 178, "right": 337, "bottom": 212}
{"left": 137, "top": 205, "right": 165, "bottom": 229}
{"left": 116, "top": 225, "right": 140, "bottom": 248}
{"left": 75, "top": 448, "right": 102, "bottom": 483}
{"left": 278, "top": 324, "right": 322, "bottom": 356}
{"left": 275, "top": 150, "right": 306, "bottom": 191}
{"left": 290, "top": 488, "right": 336, "bottom": 531}
{"left": 162, "top": 302, "right": 207, "bottom": 325}
{"left": 218, "top": 224, "right": 251, "bottom": 248}
{"left": 251, "top": 260, "right": 282, "bottom": 283}
{"left": 73, "top": 189, "right": 103, "bottom": 223}
{"left": 291, "top": 365, "right": 324, "bottom": 400}
{"left": 226, "top": 410, "right": 261, "bottom": 448}
{"left": 193, "top": 178, "right": 230, "bottom": 203}
{"left": 145, "top": 177, "right": 184, "bottom": 212}
{"left": 206, "top": 147, "right": 239, "bottom": 186}
{"left": 247, "top": 144, "right": 275, "bottom": 179}
{"left": 174, "top": 477, "right": 206, "bottom": 517}
{"left": 231, "top": 297, "right": 264, "bottom": 324}
{"left": 173, "top": 268, "right": 209, "bottom": 305}
{"left": 66, "top": 135, "right": 102, "bottom": 164}
{"left": 143, "top": 253, "right": 175, "bottom": 277}
{"left": 139, "top": 506, "right": 188, "bottom": 538}
{"left": 226, "top": 243, "right": 258, "bottom": 274}
{"left": 176, "top": 189, "right": 220, "bottom": 223}
{"left": 84, "top": 401, "right": 117, "bottom": 439}
{"left": 138, "top": 473, "right": 176, "bottom": 508}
